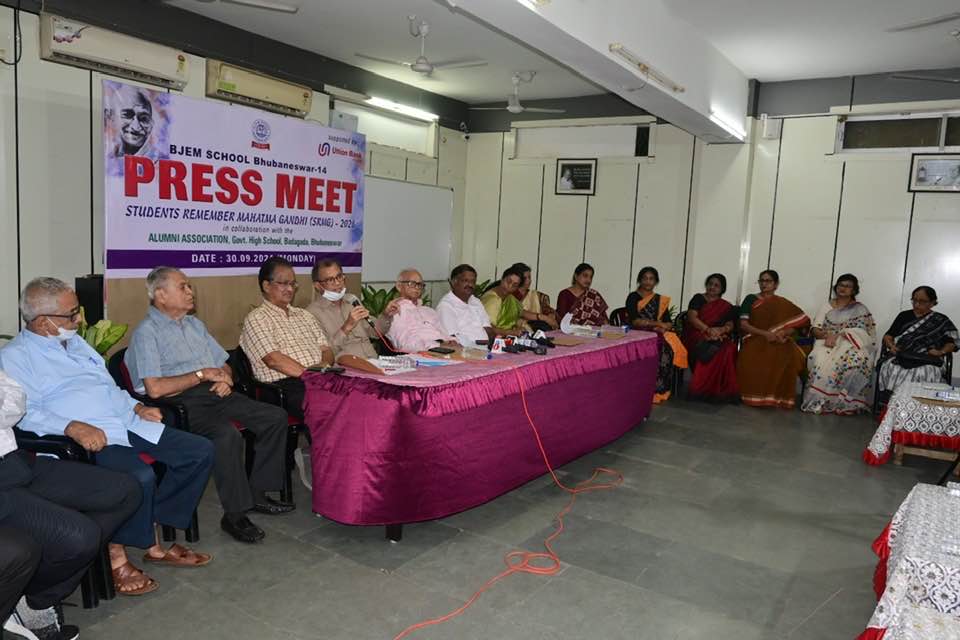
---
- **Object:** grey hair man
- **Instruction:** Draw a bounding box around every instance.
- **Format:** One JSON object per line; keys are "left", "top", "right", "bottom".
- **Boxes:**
{"left": 125, "top": 267, "right": 293, "bottom": 544}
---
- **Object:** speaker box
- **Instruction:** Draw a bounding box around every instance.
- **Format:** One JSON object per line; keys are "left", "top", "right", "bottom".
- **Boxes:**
{"left": 75, "top": 275, "right": 104, "bottom": 324}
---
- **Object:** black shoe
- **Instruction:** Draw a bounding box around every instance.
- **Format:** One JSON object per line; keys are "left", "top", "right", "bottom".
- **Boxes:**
{"left": 220, "top": 514, "right": 265, "bottom": 543}
{"left": 250, "top": 496, "right": 296, "bottom": 515}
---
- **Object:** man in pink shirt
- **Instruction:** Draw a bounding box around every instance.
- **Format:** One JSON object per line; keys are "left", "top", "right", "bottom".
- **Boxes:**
{"left": 381, "top": 269, "right": 459, "bottom": 353}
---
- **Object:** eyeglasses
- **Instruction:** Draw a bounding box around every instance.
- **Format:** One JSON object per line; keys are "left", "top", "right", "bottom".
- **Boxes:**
{"left": 399, "top": 280, "right": 426, "bottom": 289}
{"left": 911, "top": 298, "right": 932, "bottom": 304}
{"left": 315, "top": 273, "right": 345, "bottom": 285}
{"left": 46, "top": 307, "right": 81, "bottom": 320}
{"left": 270, "top": 279, "right": 299, "bottom": 290}
{"left": 758, "top": 278, "right": 775, "bottom": 284}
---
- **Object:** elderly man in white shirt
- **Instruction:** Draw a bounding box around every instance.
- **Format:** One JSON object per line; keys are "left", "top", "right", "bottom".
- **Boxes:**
{"left": 436, "top": 264, "right": 496, "bottom": 347}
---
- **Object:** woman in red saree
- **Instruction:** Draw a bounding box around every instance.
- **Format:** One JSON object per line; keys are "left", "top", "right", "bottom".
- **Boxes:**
{"left": 556, "top": 263, "right": 609, "bottom": 327}
{"left": 737, "top": 269, "right": 811, "bottom": 408}
{"left": 626, "top": 266, "right": 688, "bottom": 403}
{"left": 681, "top": 273, "right": 739, "bottom": 402}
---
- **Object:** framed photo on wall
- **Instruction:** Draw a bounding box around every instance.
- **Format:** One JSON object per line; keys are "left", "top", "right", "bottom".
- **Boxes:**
{"left": 909, "top": 153, "right": 960, "bottom": 193}
{"left": 555, "top": 159, "right": 597, "bottom": 196}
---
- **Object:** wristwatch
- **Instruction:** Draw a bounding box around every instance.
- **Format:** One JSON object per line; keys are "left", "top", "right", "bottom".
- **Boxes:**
{"left": 195, "top": 370, "right": 204, "bottom": 380}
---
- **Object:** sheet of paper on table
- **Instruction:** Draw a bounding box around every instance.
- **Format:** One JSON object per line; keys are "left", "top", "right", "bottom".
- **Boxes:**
{"left": 367, "top": 357, "right": 417, "bottom": 375}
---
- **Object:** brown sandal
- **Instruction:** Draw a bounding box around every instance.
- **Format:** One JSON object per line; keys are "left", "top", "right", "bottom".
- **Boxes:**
{"left": 143, "top": 543, "right": 212, "bottom": 567}
{"left": 112, "top": 561, "right": 159, "bottom": 596}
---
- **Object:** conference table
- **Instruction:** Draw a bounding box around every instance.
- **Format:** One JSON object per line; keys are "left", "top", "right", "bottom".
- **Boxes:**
{"left": 302, "top": 330, "right": 658, "bottom": 538}
{"left": 857, "top": 482, "right": 960, "bottom": 639}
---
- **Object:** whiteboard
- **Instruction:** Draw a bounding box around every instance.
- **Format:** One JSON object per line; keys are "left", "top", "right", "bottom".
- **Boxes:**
{"left": 361, "top": 176, "right": 453, "bottom": 282}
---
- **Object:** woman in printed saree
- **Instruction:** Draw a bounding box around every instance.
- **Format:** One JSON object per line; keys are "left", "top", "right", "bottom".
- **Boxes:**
{"left": 509, "top": 262, "right": 559, "bottom": 332}
{"left": 555, "top": 263, "right": 609, "bottom": 327}
{"left": 877, "top": 285, "right": 957, "bottom": 397}
{"left": 480, "top": 265, "right": 526, "bottom": 334}
{"left": 681, "top": 273, "right": 739, "bottom": 402}
{"left": 801, "top": 274, "right": 877, "bottom": 414}
{"left": 737, "top": 269, "right": 811, "bottom": 408}
{"left": 626, "top": 266, "right": 689, "bottom": 403}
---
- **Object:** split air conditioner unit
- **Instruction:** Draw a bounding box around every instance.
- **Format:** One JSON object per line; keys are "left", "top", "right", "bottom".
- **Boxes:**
{"left": 39, "top": 14, "right": 189, "bottom": 90}
{"left": 205, "top": 60, "right": 312, "bottom": 118}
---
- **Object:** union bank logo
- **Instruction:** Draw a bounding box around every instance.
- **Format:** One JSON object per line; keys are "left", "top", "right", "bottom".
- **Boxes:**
{"left": 318, "top": 142, "right": 331, "bottom": 156}
{"left": 251, "top": 119, "right": 271, "bottom": 150}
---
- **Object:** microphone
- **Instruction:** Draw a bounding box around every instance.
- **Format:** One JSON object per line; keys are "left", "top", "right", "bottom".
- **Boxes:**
{"left": 344, "top": 293, "right": 377, "bottom": 329}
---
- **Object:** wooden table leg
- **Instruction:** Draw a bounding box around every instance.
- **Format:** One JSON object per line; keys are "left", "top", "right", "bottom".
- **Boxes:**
{"left": 385, "top": 524, "right": 403, "bottom": 543}
{"left": 893, "top": 443, "right": 904, "bottom": 466}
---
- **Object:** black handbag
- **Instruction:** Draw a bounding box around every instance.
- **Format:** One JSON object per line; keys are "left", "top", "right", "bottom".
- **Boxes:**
{"left": 894, "top": 351, "right": 943, "bottom": 370}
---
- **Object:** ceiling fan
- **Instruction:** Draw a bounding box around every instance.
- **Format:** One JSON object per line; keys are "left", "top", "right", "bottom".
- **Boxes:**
{"left": 355, "top": 15, "right": 487, "bottom": 76}
{"left": 470, "top": 72, "right": 565, "bottom": 115}
{"left": 885, "top": 11, "right": 960, "bottom": 32}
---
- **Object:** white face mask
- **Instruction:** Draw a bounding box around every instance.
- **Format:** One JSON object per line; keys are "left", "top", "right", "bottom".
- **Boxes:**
{"left": 46, "top": 318, "right": 77, "bottom": 342}
{"left": 322, "top": 287, "right": 346, "bottom": 302}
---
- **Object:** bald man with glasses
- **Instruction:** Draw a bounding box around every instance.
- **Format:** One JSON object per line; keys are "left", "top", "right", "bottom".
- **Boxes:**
{"left": 381, "top": 269, "right": 458, "bottom": 353}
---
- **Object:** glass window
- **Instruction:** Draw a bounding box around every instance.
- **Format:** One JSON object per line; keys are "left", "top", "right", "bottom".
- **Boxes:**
{"left": 842, "top": 118, "right": 942, "bottom": 149}
{"left": 946, "top": 117, "right": 960, "bottom": 147}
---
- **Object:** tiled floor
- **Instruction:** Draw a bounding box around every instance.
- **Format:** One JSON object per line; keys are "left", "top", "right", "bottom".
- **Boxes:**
{"left": 67, "top": 399, "right": 944, "bottom": 639}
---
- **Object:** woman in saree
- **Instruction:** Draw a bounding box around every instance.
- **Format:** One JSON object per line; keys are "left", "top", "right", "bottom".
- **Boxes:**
{"left": 556, "top": 263, "right": 609, "bottom": 327}
{"left": 876, "top": 285, "right": 957, "bottom": 399}
{"left": 801, "top": 274, "right": 876, "bottom": 414}
{"left": 681, "top": 273, "right": 738, "bottom": 402}
{"left": 626, "top": 266, "right": 689, "bottom": 403}
{"left": 510, "top": 262, "right": 559, "bottom": 332}
{"left": 737, "top": 269, "right": 811, "bottom": 409}
{"left": 480, "top": 265, "right": 526, "bottom": 334}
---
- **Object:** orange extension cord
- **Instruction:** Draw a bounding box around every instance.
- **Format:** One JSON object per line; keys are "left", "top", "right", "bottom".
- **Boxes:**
{"left": 392, "top": 369, "right": 624, "bottom": 640}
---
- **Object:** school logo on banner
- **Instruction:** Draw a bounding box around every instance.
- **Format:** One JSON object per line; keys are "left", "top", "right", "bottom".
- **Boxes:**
{"left": 251, "top": 119, "right": 271, "bottom": 149}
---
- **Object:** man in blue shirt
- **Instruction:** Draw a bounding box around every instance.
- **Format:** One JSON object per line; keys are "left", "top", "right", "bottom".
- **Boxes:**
{"left": 2, "top": 277, "right": 215, "bottom": 595}
{"left": 125, "top": 267, "right": 292, "bottom": 544}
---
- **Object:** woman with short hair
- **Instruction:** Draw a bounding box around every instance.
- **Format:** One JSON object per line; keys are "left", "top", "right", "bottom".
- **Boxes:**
{"left": 876, "top": 285, "right": 957, "bottom": 397}
{"left": 681, "top": 273, "right": 738, "bottom": 402}
{"left": 626, "top": 266, "right": 688, "bottom": 403}
{"left": 736, "top": 269, "right": 810, "bottom": 408}
{"left": 801, "top": 274, "right": 876, "bottom": 414}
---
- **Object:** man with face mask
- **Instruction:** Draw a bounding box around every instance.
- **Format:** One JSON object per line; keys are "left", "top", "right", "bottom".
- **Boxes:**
{"left": 0, "top": 278, "right": 214, "bottom": 599}
{"left": 305, "top": 259, "right": 381, "bottom": 359}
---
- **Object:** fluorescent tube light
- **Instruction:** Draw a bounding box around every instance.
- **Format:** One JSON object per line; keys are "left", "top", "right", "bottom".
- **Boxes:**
{"left": 709, "top": 109, "right": 747, "bottom": 140}
{"left": 366, "top": 97, "right": 439, "bottom": 122}
{"left": 608, "top": 43, "right": 685, "bottom": 94}
{"left": 516, "top": 0, "right": 549, "bottom": 10}
{"left": 323, "top": 84, "right": 371, "bottom": 103}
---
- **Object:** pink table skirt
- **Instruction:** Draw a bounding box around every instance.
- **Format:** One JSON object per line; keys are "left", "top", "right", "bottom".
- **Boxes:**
{"left": 302, "top": 333, "right": 658, "bottom": 525}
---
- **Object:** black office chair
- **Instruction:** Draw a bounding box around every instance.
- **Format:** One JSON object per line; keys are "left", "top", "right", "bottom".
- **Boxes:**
{"left": 12, "top": 429, "right": 110, "bottom": 609}
{"left": 227, "top": 347, "right": 304, "bottom": 503}
{"left": 107, "top": 348, "right": 200, "bottom": 543}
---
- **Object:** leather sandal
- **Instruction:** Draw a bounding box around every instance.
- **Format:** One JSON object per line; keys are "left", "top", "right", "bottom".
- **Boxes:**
{"left": 112, "top": 561, "right": 159, "bottom": 596}
{"left": 143, "top": 543, "right": 212, "bottom": 567}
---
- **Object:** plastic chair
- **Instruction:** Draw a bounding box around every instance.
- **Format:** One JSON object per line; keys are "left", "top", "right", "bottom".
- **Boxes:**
{"left": 12, "top": 429, "right": 110, "bottom": 609}
{"left": 871, "top": 351, "right": 954, "bottom": 416}
{"left": 227, "top": 347, "right": 304, "bottom": 503}
{"left": 608, "top": 307, "right": 628, "bottom": 327}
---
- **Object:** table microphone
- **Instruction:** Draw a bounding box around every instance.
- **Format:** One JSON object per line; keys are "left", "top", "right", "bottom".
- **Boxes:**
{"left": 344, "top": 293, "right": 377, "bottom": 329}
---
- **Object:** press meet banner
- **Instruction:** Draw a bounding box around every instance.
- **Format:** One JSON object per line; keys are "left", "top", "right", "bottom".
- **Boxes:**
{"left": 103, "top": 79, "right": 366, "bottom": 278}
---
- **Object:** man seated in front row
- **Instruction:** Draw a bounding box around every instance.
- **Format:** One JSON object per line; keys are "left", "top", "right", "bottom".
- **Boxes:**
{"left": 0, "top": 367, "right": 142, "bottom": 640}
{"left": 436, "top": 264, "right": 496, "bottom": 347}
{"left": 380, "top": 269, "right": 459, "bottom": 353}
{"left": 239, "top": 256, "right": 334, "bottom": 419}
{"left": 306, "top": 258, "right": 379, "bottom": 360}
{"left": 125, "top": 267, "right": 293, "bottom": 544}
{"left": 1, "top": 277, "right": 213, "bottom": 597}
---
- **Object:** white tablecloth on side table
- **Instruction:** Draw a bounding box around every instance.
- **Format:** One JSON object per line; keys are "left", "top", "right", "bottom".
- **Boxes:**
{"left": 864, "top": 383, "right": 960, "bottom": 465}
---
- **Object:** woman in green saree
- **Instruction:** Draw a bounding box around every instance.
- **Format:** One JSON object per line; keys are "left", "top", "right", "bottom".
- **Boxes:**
{"left": 480, "top": 265, "right": 526, "bottom": 334}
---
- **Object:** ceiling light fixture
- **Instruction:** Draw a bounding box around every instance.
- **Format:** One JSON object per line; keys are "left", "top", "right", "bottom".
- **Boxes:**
{"left": 366, "top": 96, "right": 439, "bottom": 122}
{"left": 608, "top": 43, "right": 685, "bottom": 93}
{"left": 218, "top": 0, "right": 299, "bottom": 14}
{"left": 323, "top": 84, "right": 372, "bottom": 103}
{"left": 516, "top": 0, "right": 550, "bottom": 11}
{"left": 709, "top": 109, "right": 747, "bottom": 141}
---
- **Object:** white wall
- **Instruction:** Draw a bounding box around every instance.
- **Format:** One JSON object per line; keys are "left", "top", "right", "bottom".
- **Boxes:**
{"left": 460, "top": 113, "right": 960, "bottom": 334}
{"left": 0, "top": 8, "right": 467, "bottom": 334}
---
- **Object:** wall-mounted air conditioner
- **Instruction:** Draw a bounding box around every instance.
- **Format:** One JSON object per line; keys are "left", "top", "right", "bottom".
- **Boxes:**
{"left": 205, "top": 60, "right": 312, "bottom": 118}
{"left": 40, "top": 14, "right": 189, "bottom": 90}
